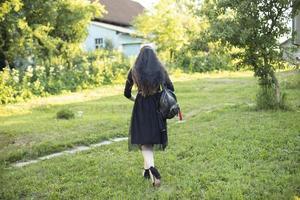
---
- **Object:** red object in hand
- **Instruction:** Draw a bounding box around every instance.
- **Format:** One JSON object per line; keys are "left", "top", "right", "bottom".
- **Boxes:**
{"left": 178, "top": 110, "right": 183, "bottom": 121}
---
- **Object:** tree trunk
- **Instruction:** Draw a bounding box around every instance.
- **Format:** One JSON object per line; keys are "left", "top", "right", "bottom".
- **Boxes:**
{"left": 270, "top": 70, "right": 281, "bottom": 105}
{"left": 0, "top": 51, "right": 8, "bottom": 70}
{"left": 170, "top": 49, "right": 174, "bottom": 61}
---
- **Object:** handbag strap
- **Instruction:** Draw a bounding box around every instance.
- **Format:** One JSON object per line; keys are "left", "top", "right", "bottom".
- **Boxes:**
{"left": 161, "top": 81, "right": 167, "bottom": 90}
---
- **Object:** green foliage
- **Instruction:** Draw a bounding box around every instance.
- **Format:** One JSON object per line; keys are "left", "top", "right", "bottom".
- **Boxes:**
{"left": 256, "top": 85, "right": 289, "bottom": 110}
{"left": 0, "top": 68, "right": 16, "bottom": 104}
{"left": 174, "top": 41, "right": 235, "bottom": 72}
{"left": 56, "top": 108, "right": 75, "bottom": 120}
{"left": 0, "top": 67, "right": 34, "bottom": 104}
{"left": 0, "top": 0, "right": 104, "bottom": 69}
{"left": 0, "top": 49, "right": 131, "bottom": 104}
{"left": 134, "top": 0, "right": 200, "bottom": 60}
{"left": 134, "top": 0, "right": 236, "bottom": 72}
{"left": 201, "top": 0, "right": 300, "bottom": 109}
{"left": 0, "top": 0, "right": 108, "bottom": 102}
{"left": 86, "top": 50, "right": 131, "bottom": 85}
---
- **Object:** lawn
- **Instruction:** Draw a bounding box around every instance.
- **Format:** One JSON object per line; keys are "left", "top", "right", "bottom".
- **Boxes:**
{"left": 0, "top": 70, "right": 299, "bottom": 199}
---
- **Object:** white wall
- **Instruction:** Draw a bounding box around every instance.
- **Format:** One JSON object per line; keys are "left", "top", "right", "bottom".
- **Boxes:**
{"left": 294, "top": 14, "right": 300, "bottom": 45}
{"left": 83, "top": 23, "right": 119, "bottom": 51}
{"left": 281, "top": 40, "right": 300, "bottom": 62}
{"left": 83, "top": 23, "right": 144, "bottom": 57}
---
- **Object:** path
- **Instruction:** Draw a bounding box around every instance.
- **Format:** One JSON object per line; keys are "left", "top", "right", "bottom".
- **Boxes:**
{"left": 13, "top": 137, "right": 128, "bottom": 167}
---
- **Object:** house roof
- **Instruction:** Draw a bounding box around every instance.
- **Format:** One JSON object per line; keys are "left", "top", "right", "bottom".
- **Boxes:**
{"left": 93, "top": 0, "right": 144, "bottom": 27}
{"left": 91, "top": 21, "right": 136, "bottom": 35}
{"left": 280, "top": 38, "right": 291, "bottom": 46}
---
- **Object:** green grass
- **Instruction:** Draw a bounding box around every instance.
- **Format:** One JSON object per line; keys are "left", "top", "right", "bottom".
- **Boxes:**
{"left": 0, "top": 92, "right": 132, "bottom": 163}
{"left": 0, "top": 70, "right": 299, "bottom": 199}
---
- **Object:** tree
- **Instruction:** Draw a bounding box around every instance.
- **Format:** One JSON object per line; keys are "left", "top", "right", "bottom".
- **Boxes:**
{"left": 201, "top": 0, "right": 299, "bottom": 108}
{"left": 0, "top": 0, "right": 104, "bottom": 69}
{"left": 134, "top": 0, "right": 200, "bottom": 60}
{"left": 0, "top": 0, "right": 24, "bottom": 69}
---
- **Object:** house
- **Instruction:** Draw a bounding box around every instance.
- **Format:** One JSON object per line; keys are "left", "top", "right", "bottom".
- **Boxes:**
{"left": 293, "top": 10, "right": 300, "bottom": 45}
{"left": 281, "top": 39, "right": 300, "bottom": 62}
{"left": 280, "top": 13, "right": 300, "bottom": 63}
{"left": 83, "top": 0, "right": 145, "bottom": 57}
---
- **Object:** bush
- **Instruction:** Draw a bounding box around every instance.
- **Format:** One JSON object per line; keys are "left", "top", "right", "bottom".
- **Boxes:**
{"left": 0, "top": 49, "right": 131, "bottom": 104}
{"left": 172, "top": 41, "right": 235, "bottom": 73}
{"left": 173, "top": 52, "right": 234, "bottom": 73}
{"left": 56, "top": 108, "right": 75, "bottom": 120}
{"left": 256, "top": 85, "right": 289, "bottom": 110}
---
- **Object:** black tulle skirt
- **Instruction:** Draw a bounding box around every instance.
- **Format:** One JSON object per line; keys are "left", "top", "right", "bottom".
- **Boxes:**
{"left": 128, "top": 92, "right": 167, "bottom": 151}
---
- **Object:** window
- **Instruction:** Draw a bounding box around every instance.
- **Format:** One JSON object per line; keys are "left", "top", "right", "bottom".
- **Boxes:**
{"left": 95, "top": 38, "right": 104, "bottom": 49}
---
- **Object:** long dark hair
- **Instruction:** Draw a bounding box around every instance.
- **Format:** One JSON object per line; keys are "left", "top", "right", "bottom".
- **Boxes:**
{"left": 132, "top": 46, "right": 166, "bottom": 96}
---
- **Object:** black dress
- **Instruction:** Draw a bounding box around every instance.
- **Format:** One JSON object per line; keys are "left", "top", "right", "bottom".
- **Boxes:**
{"left": 124, "top": 69, "right": 174, "bottom": 151}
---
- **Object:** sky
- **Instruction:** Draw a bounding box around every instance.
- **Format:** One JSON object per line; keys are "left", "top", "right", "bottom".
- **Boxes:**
{"left": 133, "top": 0, "right": 159, "bottom": 9}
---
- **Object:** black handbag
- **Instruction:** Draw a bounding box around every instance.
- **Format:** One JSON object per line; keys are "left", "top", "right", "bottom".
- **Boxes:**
{"left": 159, "top": 84, "right": 180, "bottom": 119}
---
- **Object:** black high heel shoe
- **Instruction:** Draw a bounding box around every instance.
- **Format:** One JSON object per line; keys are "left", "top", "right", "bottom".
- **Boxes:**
{"left": 149, "top": 166, "right": 161, "bottom": 187}
{"left": 143, "top": 169, "right": 150, "bottom": 179}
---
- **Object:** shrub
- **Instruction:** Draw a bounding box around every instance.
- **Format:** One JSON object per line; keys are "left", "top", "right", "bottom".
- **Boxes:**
{"left": 0, "top": 49, "right": 131, "bottom": 104}
{"left": 256, "top": 85, "right": 289, "bottom": 110}
{"left": 173, "top": 50, "right": 234, "bottom": 73}
{"left": 171, "top": 40, "right": 237, "bottom": 72}
{"left": 0, "top": 67, "right": 24, "bottom": 104}
{"left": 56, "top": 108, "right": 75, "bottom": 120}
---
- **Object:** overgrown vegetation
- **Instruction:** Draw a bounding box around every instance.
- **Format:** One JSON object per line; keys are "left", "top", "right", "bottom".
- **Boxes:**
{"left": 1, "top": 0, "right": 297, "bottom": 110}
{"left": 134, "top": 0, "right": 199, "bottom": 61}
{"left": 0, "top": 0, "right": 135, "bottom": 104}
{"left": 0, "top": 0, "right": 104, "bottom": 69}
{"left": 194, "top": 0, "right": 299, "bottom": 109}
{"left": 134, "top": 0, "right": 299, "bottom": 110}
{"left": 0, "top": 49, "right": 131, "bottom": 104}
{"left": 256, "top": 85, "right": 288, "bottom": 110}
{"left": 134, "top": 0, "right": 238, "bottom": 72}
{"left": 173, "top": 41, "right": 236, "bottom": 73}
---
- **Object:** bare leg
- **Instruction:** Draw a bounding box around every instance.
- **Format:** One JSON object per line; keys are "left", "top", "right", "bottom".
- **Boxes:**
{"left": 141, "top": 145, "right": 160, "bottom": 186}
{"left": 141, "top": 144, "right": 154, "bottom": 169}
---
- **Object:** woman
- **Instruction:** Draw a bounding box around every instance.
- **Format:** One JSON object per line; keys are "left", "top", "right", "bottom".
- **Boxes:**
{"left": 124, "top": 46, "right": 174, "bottom": 187}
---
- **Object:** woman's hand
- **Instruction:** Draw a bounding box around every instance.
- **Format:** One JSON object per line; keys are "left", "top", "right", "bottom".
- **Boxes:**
{"left": 130, "top": 96, "right": 136, "bottom": 102}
